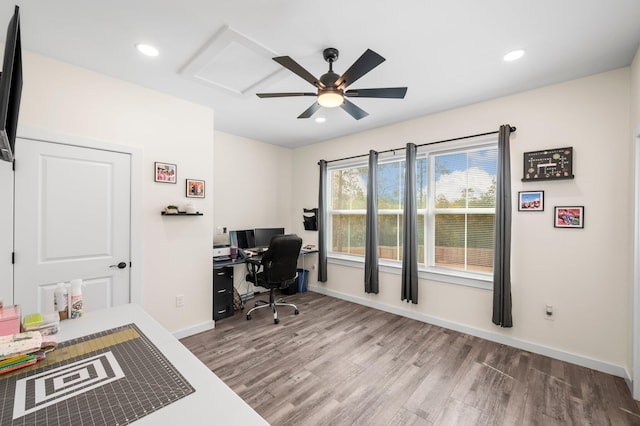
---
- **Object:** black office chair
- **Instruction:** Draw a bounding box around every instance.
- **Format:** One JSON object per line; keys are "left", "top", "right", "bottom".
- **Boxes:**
{"left": 245, "top": 234, "right": 302, "bottom": 324}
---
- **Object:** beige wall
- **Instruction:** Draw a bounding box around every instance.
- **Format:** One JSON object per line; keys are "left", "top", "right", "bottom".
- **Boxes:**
{"left": 631, "top": 46, "right": 640, "bottom": 383}
{"left": 212, "top": 130, "right": 293, "bottom": 241}
{"left": 4, "top": 52, "right": 215, "bottom": 333}
{"left": 0, "top": 159, "right": 11, "bottom": 302}
{"left": 632, "top": 46, "right": 640, "bottom": 129}
{"left": 212, "top": 130, "right": 294, "bottom": 295}
{"left": 292, "top": 68, "right": 632, "bottom": 375}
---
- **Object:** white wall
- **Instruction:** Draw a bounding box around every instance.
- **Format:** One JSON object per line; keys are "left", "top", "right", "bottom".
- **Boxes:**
{"left": 9, "top": 52, "right": 214, "bottom": 333}
{"left": 0, "top": 159, "right": 12, "bottom": 306}
{"left": 631, "top": 46, "right": 640, "bottom": 394}
{"left": 212, "top": 130, "right": 293, "bottom": 241}
{"left": 212, "top": 130, "right": 294, "bottom": 295}
{"left": 633, "top": 46, "right": 640, "bottom": 127}
{"left": 292, "top": 68, "right": 632, "bottom": 376}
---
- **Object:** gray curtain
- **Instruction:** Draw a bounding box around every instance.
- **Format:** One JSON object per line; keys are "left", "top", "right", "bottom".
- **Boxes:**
{"left": 401, "top": 143, "right": 418, "bottom": 304}
{"left": 364, "top": 150, "right": 379, "bottom": 293}
{"left": 318, "top": 160, "right": 328, "bottom": 282}
{"left": 492, "top": 125, "right": 513, "bottom": 327}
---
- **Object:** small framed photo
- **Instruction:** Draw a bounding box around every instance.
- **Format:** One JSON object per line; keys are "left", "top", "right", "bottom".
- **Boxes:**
{"left": 554, "top": 206, "right": 584, "bottom": 228}
{"left": 155, "top": 162, "right": 177, "bottom": 183}
{"left": 186, "top": 179, "right": 205, "bottom": 198}
{"left": 518, "top": 191, "right": 544, "bottom": 211}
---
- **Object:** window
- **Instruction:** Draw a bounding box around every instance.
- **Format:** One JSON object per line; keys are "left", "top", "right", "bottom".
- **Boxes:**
{"left": 327, "top": 139, "right": 497, "bottom": 279}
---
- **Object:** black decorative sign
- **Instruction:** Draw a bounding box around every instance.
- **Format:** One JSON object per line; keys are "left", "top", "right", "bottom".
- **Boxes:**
{"left": 522, "top": 147, "right": 574, "bottom": 181}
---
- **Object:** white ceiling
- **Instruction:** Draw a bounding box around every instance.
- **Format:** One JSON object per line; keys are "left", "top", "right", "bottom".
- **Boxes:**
{"left": 2, "top": 1, "right": 640, "bottom": 148}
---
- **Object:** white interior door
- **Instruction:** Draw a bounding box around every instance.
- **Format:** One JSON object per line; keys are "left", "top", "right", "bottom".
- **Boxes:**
{"left": 13, "top": 138, "right": 131, "bottom": 316}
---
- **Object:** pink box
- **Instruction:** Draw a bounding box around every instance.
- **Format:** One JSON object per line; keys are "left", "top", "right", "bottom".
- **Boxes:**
{"left": 0, "top": 305, "right": 21, "bottom": 336}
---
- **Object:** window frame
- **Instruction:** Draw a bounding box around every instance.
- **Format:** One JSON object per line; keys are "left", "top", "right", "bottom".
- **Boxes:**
{"left": 325, "top": 137, "right": 497, "bottom": 289}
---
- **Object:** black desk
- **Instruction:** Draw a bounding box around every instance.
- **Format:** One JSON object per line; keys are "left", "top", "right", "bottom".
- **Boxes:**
{"left": 212, "top": 248, "right": 317, "bottom": 268}
{"left": 212, "top": 249, "right": 318, "bottom": 321}
{"left": 213, "top": 257, "right": 246, "bottom": 268}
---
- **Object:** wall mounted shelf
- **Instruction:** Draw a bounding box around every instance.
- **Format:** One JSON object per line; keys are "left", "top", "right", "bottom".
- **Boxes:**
{"left": 161, "top": 212, "right": 203, "bottom": 216}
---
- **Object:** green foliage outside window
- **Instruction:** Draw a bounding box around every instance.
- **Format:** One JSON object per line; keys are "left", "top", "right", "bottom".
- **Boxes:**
{"left": 328, "top": 144, "right": 497, "bottom": 274}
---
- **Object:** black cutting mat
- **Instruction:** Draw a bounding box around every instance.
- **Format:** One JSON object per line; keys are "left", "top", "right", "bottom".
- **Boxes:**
{"left": 0, "top": 323, "right": 195, "bottom": 425}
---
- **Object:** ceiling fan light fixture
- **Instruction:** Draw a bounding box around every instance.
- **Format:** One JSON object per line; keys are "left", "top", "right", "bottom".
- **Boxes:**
{"left": 257, "top": 48, "right": 407, "bottom": 119}
{"left": 318, "top": 90, "right": 344, "bottom": 108}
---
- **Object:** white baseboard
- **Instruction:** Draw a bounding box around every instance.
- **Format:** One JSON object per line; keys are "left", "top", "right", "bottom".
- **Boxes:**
{"left": 308, "top": 285, "right": 629, "bottom": 381}
{"left": 172, "top": 320, "right": 215, "bottom": 340}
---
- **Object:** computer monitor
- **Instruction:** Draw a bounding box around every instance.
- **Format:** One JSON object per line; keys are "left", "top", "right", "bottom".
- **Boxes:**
{"left": 254, "top": 227, "right": 285, "bottom": 248}
{"left": 229, "top": 229, "right": 255, "bottom": 249}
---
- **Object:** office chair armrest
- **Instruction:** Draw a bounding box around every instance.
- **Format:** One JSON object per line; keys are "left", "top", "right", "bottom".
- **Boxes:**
{"left": 246, "top": 257, "right": 262, "bottom": 267}
{"left": 245, "top": 257, "right": 262, "bottom": 285}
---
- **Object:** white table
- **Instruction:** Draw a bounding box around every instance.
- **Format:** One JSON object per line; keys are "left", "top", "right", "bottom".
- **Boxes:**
{"left": 56, "top": 304, "right": 268, "bottom": 425}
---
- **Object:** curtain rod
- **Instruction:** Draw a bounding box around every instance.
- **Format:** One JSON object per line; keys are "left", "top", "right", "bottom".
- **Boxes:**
{"left": 320, "top": 126, "right": 516, "bottom": 165}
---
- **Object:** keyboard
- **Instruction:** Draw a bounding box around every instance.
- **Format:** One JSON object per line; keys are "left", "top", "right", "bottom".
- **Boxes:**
{"left": 246, "top": 247, "right": 268, "bottom": 254}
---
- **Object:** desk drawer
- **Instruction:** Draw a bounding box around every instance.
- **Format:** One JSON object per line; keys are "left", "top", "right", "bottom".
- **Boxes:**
{"left": 213, "top": 267, "right": 233, "bottom": 292}
{"left": 213, "top": 265, "right": 234, "bottom": 321}
{"left": 213, "top": 294, "right": 233, "bottom": 320}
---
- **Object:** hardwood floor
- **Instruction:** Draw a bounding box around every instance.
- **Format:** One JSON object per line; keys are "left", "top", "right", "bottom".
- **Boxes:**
{"left": 181, "top": 291, "right": 640, "bottom": 425}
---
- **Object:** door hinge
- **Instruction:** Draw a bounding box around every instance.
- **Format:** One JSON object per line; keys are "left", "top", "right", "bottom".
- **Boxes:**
{"left": 129, "top": 262, "right": 132, "bottom": 268}
{"left": 11, "top": 252, "right": 14, "bottom": 264}
{"left": 12, "top": 160, "right": 15, "bottom": 171}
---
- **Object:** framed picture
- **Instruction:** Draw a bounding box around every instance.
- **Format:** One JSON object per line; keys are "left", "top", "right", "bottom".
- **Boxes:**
{"left": 554, "top": 206, "right": 584, "bottom": 228}
{"left": 522, "top": 147, "right": 574, "bottom": 181}
{"left": 154, "top": 162, "right": 177, "bottom": 183}
{"left": 186, "top": 179, "right": 205, "bottom": 198}
{"left": 518, "top": 191, "right": 544, "bottom": 211}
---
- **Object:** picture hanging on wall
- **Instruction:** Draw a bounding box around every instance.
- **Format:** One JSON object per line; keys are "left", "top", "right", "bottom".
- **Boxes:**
{"left": 154, "top": 162, "right": 177, "bottom": 183}
{"left": 186, "top": 179, "right": 205, "bottom": 198}
{"left": 518, "top": 191, "right": 544, "bottom": 211}
{"left": 554, "top": 206, "right": 584, "bottom": 228}
{"left": 522, "top": 147, "right": 574, "bottom": 181}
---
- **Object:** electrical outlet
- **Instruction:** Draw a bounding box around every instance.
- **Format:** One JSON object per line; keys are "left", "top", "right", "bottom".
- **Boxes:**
{"left": 176, "top": 294, "right": 185, "bottom": 307}
{"left": 544, "top": 304, "right": 553, "bottom": 320}
{"left": 216, "top": 227, "right": 223, "bottom": 235}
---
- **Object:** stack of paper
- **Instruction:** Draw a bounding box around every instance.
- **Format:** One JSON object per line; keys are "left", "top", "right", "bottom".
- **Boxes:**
{"left": 0, "top": 331, "right": 57, "bottom": 374}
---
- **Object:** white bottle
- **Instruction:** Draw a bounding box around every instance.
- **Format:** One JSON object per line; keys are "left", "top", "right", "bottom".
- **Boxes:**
{"left": 69, "top": 279, "right": 84, "bottom": 319}
{"left": 54, "top": 283, "right": 69, "bottom": 320}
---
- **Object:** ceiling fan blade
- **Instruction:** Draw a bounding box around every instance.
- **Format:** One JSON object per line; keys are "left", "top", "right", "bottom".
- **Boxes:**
{"left": 334, "top": 49, "right": 386, "bottom": 90}
{"left": 345, "top": 87, "right": 407, "bottom": 99}
{"left": 274, "top": 56, "right": 325, "bottom": 89}
{"left": 297, "top": 102, "right": 321, "bottom": 119}
{"left": 256, "top": 92, "right": 316, "bottom": 98}
{"left": 341, "top": 99, "right": 369, "bottom": 120}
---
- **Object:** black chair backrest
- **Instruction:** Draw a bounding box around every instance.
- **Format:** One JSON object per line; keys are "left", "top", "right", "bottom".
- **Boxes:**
{"left": 261, "top": 234, "right": 303, "bottom": 286}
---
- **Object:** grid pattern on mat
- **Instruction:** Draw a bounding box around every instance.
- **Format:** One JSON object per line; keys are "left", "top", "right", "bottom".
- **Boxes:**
{"left": 0, "top": 323, "right": 195, "bottom": 426}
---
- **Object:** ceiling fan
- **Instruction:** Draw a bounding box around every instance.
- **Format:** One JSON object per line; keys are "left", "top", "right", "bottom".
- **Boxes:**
{"left": 256, "top": 47, "right": 407, "bottom": 120}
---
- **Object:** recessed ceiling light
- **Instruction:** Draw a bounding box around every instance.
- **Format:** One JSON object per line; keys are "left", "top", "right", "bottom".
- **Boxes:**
{"left": 315, "top": 117, "right": 326, "bottom": 123}
{"left": 135, "top": 43, "right": 159, "bottom": 57}
{"left": 503, "top": 49, "right": 525, "bottom": 62}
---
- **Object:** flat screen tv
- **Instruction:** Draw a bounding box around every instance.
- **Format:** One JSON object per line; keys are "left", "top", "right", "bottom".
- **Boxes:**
{"left": 0, "top": 5, "right": 22, "bottom": 163}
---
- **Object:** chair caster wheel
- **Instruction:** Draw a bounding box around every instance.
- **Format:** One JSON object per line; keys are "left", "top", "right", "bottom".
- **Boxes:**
{"left": 246, "top": 314, "right": 252, "bottom": 320}
{"left": 294, "top": 309, "right": 299, "bottom": 315}
{"left": 274, "top": 318, "right": 280, "bottom": 324}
